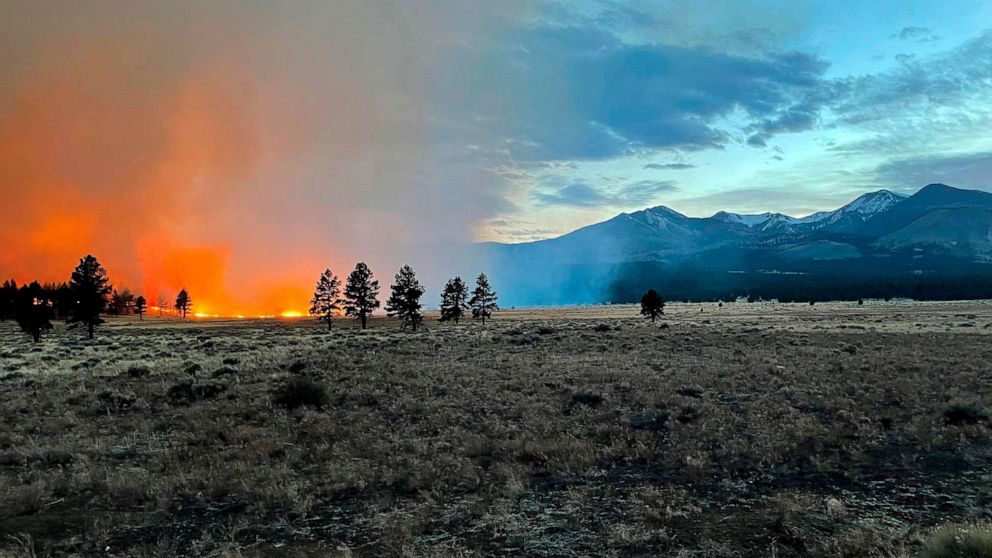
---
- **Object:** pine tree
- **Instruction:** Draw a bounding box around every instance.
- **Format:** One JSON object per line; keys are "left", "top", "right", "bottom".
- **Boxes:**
{"left": 134, "top": 296, "right": 147, "bottom": 320}
{"left": 343, "top": 262, "right": 380, "bottom": 329}
{"left": 110, "top": 288, "right": 134, "bottom": 316}
{"left": 0, "top": 279, "right": 17, "bottom": 322}
{"left": 67, "top": 254, "right": 112, "bottom": 339}
{"left": 469, "top": 273, "right": 499, "bottom": 325}
{"left": 439, "top": 276, "right": 469, "bottom": 324}
{"left": 640, "top": 289, "right": 665, "bottom": 322}
{"left": 309, "top": 269, "right": 342, "bottom": 330}
{"left": 175, "top": 289, "right": 192, "bottom": 319}
{"left": 385, "top": 265, "right": 425, "bottom": 331}
{"left": 14, "top": 282, "right": 53, "bottom": 342}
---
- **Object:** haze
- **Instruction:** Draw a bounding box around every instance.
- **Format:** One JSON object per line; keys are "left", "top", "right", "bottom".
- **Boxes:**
{"left": 2, "top": 0, "right": 990, "bottom": 315}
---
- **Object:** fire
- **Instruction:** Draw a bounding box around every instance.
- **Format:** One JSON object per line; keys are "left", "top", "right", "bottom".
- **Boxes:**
{"left": 0, "top": 33, "right": 353, "bottom": 316}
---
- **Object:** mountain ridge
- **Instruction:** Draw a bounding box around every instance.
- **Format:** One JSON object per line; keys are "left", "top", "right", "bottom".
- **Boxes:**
{"left": 481, "top": 183, "right": 992, "bottom": 305}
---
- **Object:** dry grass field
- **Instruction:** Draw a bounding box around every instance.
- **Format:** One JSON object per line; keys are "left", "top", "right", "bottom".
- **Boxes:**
{"left": 2, "top": 301, "right": 992, "bottom": 557}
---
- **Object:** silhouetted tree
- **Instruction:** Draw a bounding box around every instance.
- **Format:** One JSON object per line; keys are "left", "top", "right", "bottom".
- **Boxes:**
{"left": 110, "top": 288, "right": 134, "bottom": 316}
{"left": 68, "top": 255, "right": 112, "bottom": 339}
{"left": 640, "top": 289, "right": 665, "bottom": 322}
{"left": 15, "top": 282, "right": 53, "bottom": 342}
{"left": 175, "top": 289, "right": 192, "bottom": 319}
{"left": 343, "top": 262, "right": 380, "bottom": 329}
{"left": 386, "top": 265, "right": 425, "bottom": 331}
{"left": 134, "top": 296, "right": 147, "bottom": 320}
{"left": 469, "top": 273, "right": 498, "bottom": 325}
{"left": 0, "top": 279, "right": 17, "bottom": 321}
{"left": 156, "top": 296, "right": 169, "bottom": 317}
{"left": 309, "top": 269, "right": 342, "bottom": 330}
{"left": 439, "top": 276, "right": 469, "bottom": 324}
{"left": 43, "top": 282, "right": 72, "bottom": 319}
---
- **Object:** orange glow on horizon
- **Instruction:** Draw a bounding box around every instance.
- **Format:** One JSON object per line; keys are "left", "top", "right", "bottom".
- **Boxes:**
{"left": 0, "top": 31, "right": 362, "bottom": 316}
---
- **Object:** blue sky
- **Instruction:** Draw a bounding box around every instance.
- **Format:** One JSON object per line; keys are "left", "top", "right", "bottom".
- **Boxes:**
{"left": 424, "top": 0, "right": 992, "bottom": 242}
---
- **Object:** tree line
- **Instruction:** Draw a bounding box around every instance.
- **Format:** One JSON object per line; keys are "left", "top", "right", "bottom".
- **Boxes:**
{"left": 0, "top": 254, "right": 502, "bottom": 342}
{"left": 0, "top": 255, "right": 202, "bottom": 342}
{"left": 309, "top": 262, "right": 499, "bottom": 331}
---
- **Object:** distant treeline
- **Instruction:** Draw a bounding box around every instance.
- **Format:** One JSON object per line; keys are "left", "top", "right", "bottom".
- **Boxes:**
{"left": 606, "top": 261, "right": 992, "bottom": 303}
{"left": 1, "top": 254, "right": 501, "bottom": 342}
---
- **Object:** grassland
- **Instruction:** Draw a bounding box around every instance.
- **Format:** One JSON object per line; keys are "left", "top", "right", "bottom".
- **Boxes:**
{"left": 1, "top": 301, "right": 991, "bottom": 557}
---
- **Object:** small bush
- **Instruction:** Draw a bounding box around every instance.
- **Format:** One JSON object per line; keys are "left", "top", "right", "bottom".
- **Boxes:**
{"left": 289, "top": 361, "right": 307, "bottom": 374}
{"left": 168, "top": 379, "right": 227, "bottom": 405}
{"left": 676, "top": 386, "right": 704, "bottom": 398}
{"left": 629, "top": 409, "right": 669, "bottom": 431}
{"left": 222, "top": 357, "right": 240, "bottom": 365}
{"left": 593, "top": 323, "right": 612, "bottom": 332}
{"left": 97, "top": 390, "right": 137, "bottom": 413}
{"left": 922, "top": 523, "right": 992, "bottom": 558}
{"left": 536, "top": 326, "right": 556, "bottom": 335}
{"left": 126, "top": 365, "right": 151, "bottom": 378}
{"left": 943, "top": 404, "right": 988, "bottom": 426}
{"left": 274, "top": 377, "right": 329, "bottom": 411}
{"left": 565, "top": 391, "right": 604, "bottom": 414}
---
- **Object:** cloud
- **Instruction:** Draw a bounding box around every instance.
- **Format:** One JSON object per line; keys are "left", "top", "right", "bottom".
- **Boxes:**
{"left": 828, "top": 31, "right": 992, "bottom": 128}
{"left": 644, "top": 162, "right": 696, "bottom": 170}
{"left": 893, "top": 26, "right": 941, "bottom": 43}
{"left": 874, "top": 152, "right": 992, "bottom": 192}
{"left": 534, "top": 176, "right": 677, "bottom": 208}
{"left": 436, "top": 22, "right": 830, "bottom": 162}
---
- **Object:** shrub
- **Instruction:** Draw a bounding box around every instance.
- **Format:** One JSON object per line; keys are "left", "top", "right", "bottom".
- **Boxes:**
{"left": 570, "top": 391, "right": 604, "bottom": 407}
{"left": 536, "top": 326, "right": 556, "bottom": 335}
{"left": 593, "top": 323, "right": 612, "bottom": 332}
{"left": 274, "top": 377, "right": 329, "bottom": 411}
{"left": 212, "top": 367, "right": 238, "bottom": 378}
{"left": 565, "top": 391, "right": 605, "bottom": 414}
{"left": 127, "top": 365, "right": 151, "bottom": 378}
{"left": 921, "top": 523, "right": 992, "bottom": 558}
{"left": 289, "top": 361, "right": 307, "bottom": 374}
{"left": 629, "top": 409, "right": 669, "bottom": 431}
{"left": 168, "top": 379, "right": 227, "bottom": 405}
{"left": 93, "top": 390, "right": 138, "bottom": 414}
{"left": 943, "top": 404, "right": 989, "bottom": 426}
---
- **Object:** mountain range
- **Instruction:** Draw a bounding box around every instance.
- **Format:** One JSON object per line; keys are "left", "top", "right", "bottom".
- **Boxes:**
{"left": 482, "top": 184, "right": 992, "bottom": 305}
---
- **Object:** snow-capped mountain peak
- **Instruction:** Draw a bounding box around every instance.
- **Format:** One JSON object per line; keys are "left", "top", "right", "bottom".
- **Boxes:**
{"left": 711, "top": 211, "right": 776, "bottom": 227}
{"left": 828, "top": 190, "right": 907, "bottom": 223}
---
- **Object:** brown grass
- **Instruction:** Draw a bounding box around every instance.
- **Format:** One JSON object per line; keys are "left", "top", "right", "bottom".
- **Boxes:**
{"left": 0, "top": 300, "right": 991, "bottom": 556}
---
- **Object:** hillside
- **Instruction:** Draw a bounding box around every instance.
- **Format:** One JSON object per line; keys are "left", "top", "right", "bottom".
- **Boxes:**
{"left": 483, "top": 184, "right": 992, "bottom": 305}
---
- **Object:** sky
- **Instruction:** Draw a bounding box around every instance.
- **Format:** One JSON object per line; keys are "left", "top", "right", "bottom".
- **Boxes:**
{"left": 1, "top": 0, "right": 991, "bottom": 315}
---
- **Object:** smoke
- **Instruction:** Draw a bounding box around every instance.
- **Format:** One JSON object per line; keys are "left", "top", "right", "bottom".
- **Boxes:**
{"left": 0, "top": 1, "right": 530, "bottom": 314}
